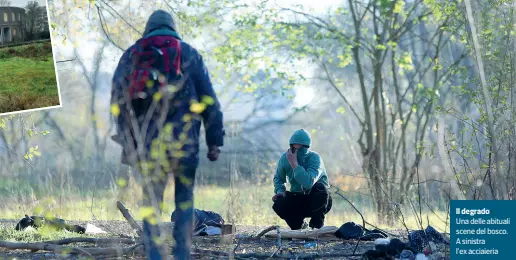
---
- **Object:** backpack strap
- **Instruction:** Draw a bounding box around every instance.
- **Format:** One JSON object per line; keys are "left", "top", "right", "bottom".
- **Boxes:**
{"left": 138, "top": 36, "right": 182, "bottom": 73}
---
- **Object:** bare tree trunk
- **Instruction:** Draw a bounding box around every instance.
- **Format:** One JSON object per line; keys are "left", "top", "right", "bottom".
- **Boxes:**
{"left": 464, "top": 0, "right": 504, "bottom": 199}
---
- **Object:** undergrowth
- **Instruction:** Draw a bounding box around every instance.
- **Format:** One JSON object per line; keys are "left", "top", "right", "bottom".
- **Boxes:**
{"left": 0, "top": 176, "right": 449, "bottom": 233}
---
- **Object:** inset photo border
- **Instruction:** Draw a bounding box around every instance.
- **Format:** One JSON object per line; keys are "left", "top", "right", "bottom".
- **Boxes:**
{"left": 0, "top": 0, "right": 62, "bottom": 116}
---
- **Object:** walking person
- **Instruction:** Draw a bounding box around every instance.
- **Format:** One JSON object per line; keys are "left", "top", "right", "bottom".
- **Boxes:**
{"left": 110, "top": 10, "right": 225, "bottom": 260}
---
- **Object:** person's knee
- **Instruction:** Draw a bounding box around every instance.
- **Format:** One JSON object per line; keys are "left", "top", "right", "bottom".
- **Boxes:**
{"left": 325, "top": 196, "right": 333, "bottom": 213}
{"left": 310, "top": 182, "right": 329, "bottom": 195}
{"left": 174, "top": 166, "right": 197, "bottom": 201}
{"left": 272, "top": 197, "right": 288, "bottom": 216}
{"left": 309, "top": 190, "right": 331, "bottom": 215}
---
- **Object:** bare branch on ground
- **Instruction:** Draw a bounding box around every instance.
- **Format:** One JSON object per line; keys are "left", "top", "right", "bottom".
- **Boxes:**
{"left": 116, "top": 200, "right": 143, "bottom": 236}
{"left": 0, "top": 240, "right": 143, "bottom": 257}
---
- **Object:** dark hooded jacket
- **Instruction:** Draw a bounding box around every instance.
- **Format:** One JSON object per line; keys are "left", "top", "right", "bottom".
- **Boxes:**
{"left": 110, "top": 10, "right": 225, "bottom": 167}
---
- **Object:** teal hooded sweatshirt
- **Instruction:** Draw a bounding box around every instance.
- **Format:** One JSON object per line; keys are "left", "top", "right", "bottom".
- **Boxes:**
{"left": 273, "top": 129, "right": 330, "bottom": 194}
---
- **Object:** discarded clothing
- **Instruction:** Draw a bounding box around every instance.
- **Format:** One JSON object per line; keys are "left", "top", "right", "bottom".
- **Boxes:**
{"left": 362, "top": 229, "right": 389, "bottom": 240}
{"left": 335, "top": 222, "right": 362, "bottom": 239}
{"left": 334, "top": 221, "right": 388, "bottom": 240}
{"left": 15, "top": 215, "right": 85, "bottom": 234}
{"left": 375, "top": 238, "right": 416, "bottom": 256}
{"left": 361, "top": 238, "right": 417, "bottom": 259}
{"left": 408, "top": 225, "right": 449, "bottom": 253}
{"left": 171, "top": 208, "right": 225, "bottom": 236}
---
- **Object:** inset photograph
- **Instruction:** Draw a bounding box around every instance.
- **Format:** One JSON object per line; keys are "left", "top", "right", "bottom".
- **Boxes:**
{"left": 0, "top": 0, "right": 60, "bottom": 115}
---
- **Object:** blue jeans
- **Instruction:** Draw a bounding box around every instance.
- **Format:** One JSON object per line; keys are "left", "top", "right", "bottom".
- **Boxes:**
{"left": 139, "top": 165, "right": 196, "bottom": 260}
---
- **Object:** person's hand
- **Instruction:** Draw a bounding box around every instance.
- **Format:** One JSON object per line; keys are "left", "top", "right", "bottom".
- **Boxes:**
{"left": 207, "top": 146, "right": 220, "bottom": 161}
{"left": 286, "top": 148, "right": 298, "bottom": 169}
{"left": 272, "top": 192, "right": 286, "bottom": 202}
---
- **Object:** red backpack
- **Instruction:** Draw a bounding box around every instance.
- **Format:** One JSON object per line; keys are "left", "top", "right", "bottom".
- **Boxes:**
{"left": 126, "top": 35, "right": 184, "bottom": 119}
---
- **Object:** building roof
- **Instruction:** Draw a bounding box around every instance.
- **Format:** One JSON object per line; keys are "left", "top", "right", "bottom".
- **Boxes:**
{"left": 0, "top": 6, "right": 25, "bottom": 10}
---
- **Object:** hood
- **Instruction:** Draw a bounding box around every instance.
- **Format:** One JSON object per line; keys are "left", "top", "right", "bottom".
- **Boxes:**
{"left": 289, "top": 129, "right": 311, "bottom": 148}
{"left": 289, "top": 129, "right": 311, "bottom": 159}
{"left": 143, "top": 10, "right": 178, "bottom": 37}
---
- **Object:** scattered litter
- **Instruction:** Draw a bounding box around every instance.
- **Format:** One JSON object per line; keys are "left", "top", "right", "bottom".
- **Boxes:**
{"left": 427, "top": 252, "right": 445, "bottom": 260}
{"left": 303, "top": 242, "right": 317, "bottom": 248}
{"left": 375, "top": 237, "right": 391, "bottom": 246}
{"left": 375, "top": 238, "right": 414, "bottom": 255}
{"left": 85, "top": 223, "right": 107, "bottom": 234}
{"left": 362, "top": 237, "right": 418, "bottom": 259}
{"left": 203, "top": 226, "right": 221, "bottom": 236}
{"left": 408, "top": 225, "right": 449, "bottom": 253}
{"left": 415, "top": 253, "right": 429, "bottom": 260}
{"left": 400, "top": 249, "right": 415, "bottom": 260}
{"left": 360, "top": 229, "right": 449, "bottom": 260}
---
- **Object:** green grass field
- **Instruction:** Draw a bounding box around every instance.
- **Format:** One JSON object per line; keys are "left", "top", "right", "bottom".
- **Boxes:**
{"left": 0, "top": 176, "right": 450, "bottom": 233}
{"left": 0, "top": 42, "right": 60, "bottom": 113}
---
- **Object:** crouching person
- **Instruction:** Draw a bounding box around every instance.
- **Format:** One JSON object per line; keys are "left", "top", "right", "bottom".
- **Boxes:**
{"left": 272, "top": 129, "right": 332, "bottom": 230}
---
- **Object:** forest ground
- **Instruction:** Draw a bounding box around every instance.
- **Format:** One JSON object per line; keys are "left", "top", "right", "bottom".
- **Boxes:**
{"left": 0, "top": 41, "right": 60, "bottom": 113}
{"left": 0, "top": 183, "right": 450, "bottom": 259}
{"left": 0, "top": 218, "right": 381, "bottom": 260}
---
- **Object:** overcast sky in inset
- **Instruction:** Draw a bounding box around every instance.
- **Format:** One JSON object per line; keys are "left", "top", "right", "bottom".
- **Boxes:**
{"left": 9, "top": 0, "right": 47, "bottom": 8}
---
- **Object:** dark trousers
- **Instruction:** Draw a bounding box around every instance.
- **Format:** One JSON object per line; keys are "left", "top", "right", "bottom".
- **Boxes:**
{"left": 136, "top": 163, "right": 197, "bottom": 260}
{"left": 272, "top": 182, "right": 332, "bottom": 230}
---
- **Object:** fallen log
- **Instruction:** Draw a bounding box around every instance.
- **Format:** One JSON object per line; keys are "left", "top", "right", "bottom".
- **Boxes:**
{"left": 43, "top": 237, "right": 137, "bottom": 245}
{"left": 264, "top": 226, "right": 339, "bottom": 239}
{"left": 0, "top": 201, "right": 146, "bottom": 258}
{"left": 0, "top": 240, "right": 143, "bottom": 257}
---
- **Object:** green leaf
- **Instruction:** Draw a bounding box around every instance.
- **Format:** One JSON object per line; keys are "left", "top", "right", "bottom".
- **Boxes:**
{"left": 117, "top": 178, "right": 127, "bottom": 187}
{"left": 201, "top": 95, "right": 215, "bottom": 105}
{"left": 394, "top": 0, "right": 405, "bottom": 13}
{"left": 336, "top": 106, "right": 345, "bottom": 114}
{"left": 376, "top": 44, "right": 387, "bottom": 50}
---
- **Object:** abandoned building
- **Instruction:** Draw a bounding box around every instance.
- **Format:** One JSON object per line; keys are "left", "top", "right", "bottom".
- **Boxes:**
{"left": 0, "top": 6, "right": 26, "bottom": 43}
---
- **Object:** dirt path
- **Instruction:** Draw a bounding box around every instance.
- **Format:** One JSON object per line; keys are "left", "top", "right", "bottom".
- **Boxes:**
{"left": 0, "top": 219, "right": 374, "bottom": 259}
